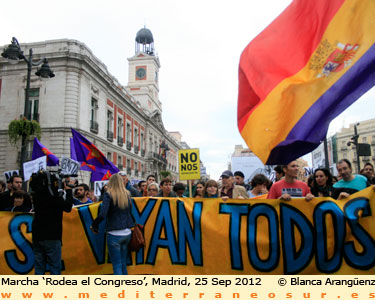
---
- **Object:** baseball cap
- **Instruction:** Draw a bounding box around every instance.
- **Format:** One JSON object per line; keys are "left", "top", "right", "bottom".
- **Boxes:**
{"left": 221, "top": 170, "right": 233, "bottom": 178}
{"left": 234, "top": 171, "right": 245, "bottom": 178}
{"left": 118, "top": 171, "right": 127, "bottom": 176}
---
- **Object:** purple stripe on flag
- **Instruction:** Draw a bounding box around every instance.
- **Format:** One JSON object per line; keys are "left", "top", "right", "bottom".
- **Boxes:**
{"left": 266, "top": 44, "right": 375, "bottom": 164}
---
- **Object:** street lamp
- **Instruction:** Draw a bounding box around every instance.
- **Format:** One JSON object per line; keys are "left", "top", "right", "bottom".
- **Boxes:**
{"left": 1, "top": 37, "right": 55, "bottom": 174}
{"left": 347, "top": 123, "right": 360, "bottom": 173}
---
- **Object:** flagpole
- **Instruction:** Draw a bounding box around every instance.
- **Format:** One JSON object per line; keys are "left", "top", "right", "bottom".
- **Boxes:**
{"left": 324, "top": 137, "right": 329, "bottom": 169}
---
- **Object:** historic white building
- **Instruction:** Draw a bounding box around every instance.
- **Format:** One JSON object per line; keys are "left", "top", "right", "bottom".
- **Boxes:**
{"left": 0, "top": 28, "right": 183, "bottom": 182}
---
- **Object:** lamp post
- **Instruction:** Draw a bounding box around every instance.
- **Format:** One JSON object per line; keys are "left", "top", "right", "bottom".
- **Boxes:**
{"left": 1, "top": 37, "right": 55, "bottom": 174}
{"left": 347, "top": 122, "right": 361, "bottom": 173}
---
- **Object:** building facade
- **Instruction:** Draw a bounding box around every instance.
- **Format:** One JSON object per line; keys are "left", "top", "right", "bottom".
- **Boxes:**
{"left": 333, "top": 119, "right": 375, "bottom": 173}
{"left": 312, "top": 118, "right": 375, "bottom": 174}
{"left": 0, "top": 29, "right": 184, "bottom": 182}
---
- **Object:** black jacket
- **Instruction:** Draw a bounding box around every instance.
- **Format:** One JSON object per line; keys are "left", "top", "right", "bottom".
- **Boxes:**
{"left": 32, "top": 189, "right": 73, "bottom": 242}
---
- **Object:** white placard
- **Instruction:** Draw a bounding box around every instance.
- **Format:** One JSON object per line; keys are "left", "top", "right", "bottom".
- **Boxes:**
{"left": 3, "top": 170, "right": 19, "bottom": 182}
{"left": 304, "top": 166, "right": 316, "bottom": 177}
{"left": 23, "top": 156, "right": 47, "bottom": 181}
{"left": 60, "top": 156, "right": 80, "bottom": 176}
{"left": 94, "top": 180, "right": 108, "bottom": 197}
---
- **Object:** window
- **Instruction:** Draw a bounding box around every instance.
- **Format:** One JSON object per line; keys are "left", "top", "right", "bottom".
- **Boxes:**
{"left": 362, "top": 137, "right": 367, "bottom": 142}
{"left": 141, "top": 133, "right": 144, "bottom": 150}
{"left": 91, "top": 98, "right": 98, "bottom": 122}
{"left": 90, "top": 98, "right": 99, "bottom": 133}
{"left": 134, "top": 128, "right": 139, "bottom": 147}
{"left": 27, "top": 88, "right": 39, "bottom": 121}
{"left": 118, "top": 155, "right": 122, "bottom": 169}
{"left": 107, "top": 111, "right": 113, "bottom": 132}
{"left": 126, "top": 123, "right": 131, "bottom": 143}
{"left": 107, "top": 111, "right": 113, "bottom": 141}
{"left": 107, "top": 152, "right": 112, "bottom": 161}
{"left": 117, "top": 118, "right": 123, "bottom": 138}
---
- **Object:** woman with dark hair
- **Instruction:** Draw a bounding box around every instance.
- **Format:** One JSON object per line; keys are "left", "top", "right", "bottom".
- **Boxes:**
{"left": 193, "top": 181, "right": 205, "bottom": 198}
{"left": 91, "top": 173, "right": 134, "bottom": 275}
{"left": 248, "top": 174, "right": 269, "bottom": 198}
{"left": 311, "top": 168, "right": 333, "bottom": 197}
{"left": 203, "top": 180, "right": 220, "bottom": 198}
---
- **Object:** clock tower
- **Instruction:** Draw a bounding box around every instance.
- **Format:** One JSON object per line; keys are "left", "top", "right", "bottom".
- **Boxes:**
{"left": 126, "top": 27, "right": 162, "bottom": 113}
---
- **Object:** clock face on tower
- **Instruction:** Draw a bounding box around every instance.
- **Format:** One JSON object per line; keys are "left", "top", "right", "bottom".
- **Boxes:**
{"left": 136, "top": 67, "right": 146, "bottom": 80}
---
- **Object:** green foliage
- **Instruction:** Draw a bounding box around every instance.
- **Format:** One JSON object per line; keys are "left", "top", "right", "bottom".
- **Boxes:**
{"left": 160, "top": 170, "right": 171, "bottom": 178}
{"left": 8, "top": 118, "right": 41, "bottom": 146}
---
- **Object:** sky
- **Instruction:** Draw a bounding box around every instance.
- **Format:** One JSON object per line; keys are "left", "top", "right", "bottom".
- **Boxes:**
{"left": 1, "top": 0, "right": 374, "bottom": 180}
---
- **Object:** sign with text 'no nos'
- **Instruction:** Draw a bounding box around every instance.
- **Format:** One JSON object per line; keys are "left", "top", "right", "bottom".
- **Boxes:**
{"left": 178, "top": 149, "right": 200, "bottom": 180}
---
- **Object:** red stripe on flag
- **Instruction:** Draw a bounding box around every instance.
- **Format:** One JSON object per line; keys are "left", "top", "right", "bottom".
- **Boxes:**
{"left": 238, "top": 0, "right": 345, "bottom": 131}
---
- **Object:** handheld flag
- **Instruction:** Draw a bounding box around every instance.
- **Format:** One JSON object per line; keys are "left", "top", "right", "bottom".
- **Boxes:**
{"left": 238, "top": 0, "right": 375, "bottom": 164}
{"left": 90, "top": 169, "right": 112, "bottom": 182}
{"left": 70, "top": 138, "right": 98, "bottom": 173}
{"left": 31, "top": 137, "right": 59, "bottom": 166}
{"left": 71, "top": 128, "right": 119, "bottom": 175}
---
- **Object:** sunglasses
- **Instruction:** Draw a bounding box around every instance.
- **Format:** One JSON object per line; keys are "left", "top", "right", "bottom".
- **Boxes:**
{"left": 148, "top": 189, "right": 157, "bottom": 192}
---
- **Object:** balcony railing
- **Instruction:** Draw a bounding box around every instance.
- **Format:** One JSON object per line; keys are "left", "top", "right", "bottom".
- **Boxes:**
{"left": 127, "top": 167, "right": 131, "bottom": 174}
{"left": 118, "top": 164, "right": 123, "bottom": 170}
{"left": 117, "top": 136, "right": 123, "bottom": 147}
{"left": 134, "top": 145, "right": 139, "bottom": 154}
{"left": 90, "top": 120, "right": 99, "bottom": 134}
{"left": 135, "top": 170, "right": 139, "bottom": 177}
{"left": 107, "top": 130, "right": 113, "bottom": 142}
{"left": 126, "top": 141, "right": 132, "bottom": 151}
{"left": 141, "top": 149, "right": 145, "bottom": 157}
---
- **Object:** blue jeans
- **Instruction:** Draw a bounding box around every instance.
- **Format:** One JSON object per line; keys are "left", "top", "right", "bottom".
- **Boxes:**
{"left": 33, "top": 240, "right": 62, "bottom": 275}
{"left": 107, "top": 233, "right": 132, "bottom": 275}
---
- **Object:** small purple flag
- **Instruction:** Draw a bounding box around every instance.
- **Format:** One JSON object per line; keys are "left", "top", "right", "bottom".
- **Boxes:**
{"left": 32, "top": 137, "right": 59, "bottom": 166}
{"left": 71, "top": 128, "right": 119, "bottom": 178}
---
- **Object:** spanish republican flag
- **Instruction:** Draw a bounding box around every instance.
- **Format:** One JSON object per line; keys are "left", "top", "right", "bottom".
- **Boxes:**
{"left": 238, "top": 0, "right": 375, "bottom": 165}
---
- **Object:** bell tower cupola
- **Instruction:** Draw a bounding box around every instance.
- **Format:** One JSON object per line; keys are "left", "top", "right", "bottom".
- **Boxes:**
{"left": 126, "top": 27, "right": 162, "bottom": 114}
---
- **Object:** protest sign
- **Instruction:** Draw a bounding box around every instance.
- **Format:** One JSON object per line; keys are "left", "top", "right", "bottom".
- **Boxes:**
{"left": 178, "top": 149, "right": 200, "bottom": 180}
{"left": 60, "top": 156, "right": 80, "bottom": 176}
{"left": 93, "top": 180, "right": 108, "bottom": 197}
{"left": 23, "top": 156, "right": 47, "bottom": 181}
{"left": 3, "top": 170, "right": 19, "bottom": 182}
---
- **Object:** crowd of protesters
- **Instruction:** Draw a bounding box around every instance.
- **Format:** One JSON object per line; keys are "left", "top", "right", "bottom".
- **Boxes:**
{"left": 1, "top": 159, "right": 375, "bottom": 276}
{"left": 1, "top": 160, "right": 375, "bottom": 213}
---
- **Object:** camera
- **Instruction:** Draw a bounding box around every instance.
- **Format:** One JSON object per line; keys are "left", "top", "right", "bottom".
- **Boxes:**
{"left": 30, "top": 170, "right": 78, "bottom": 197}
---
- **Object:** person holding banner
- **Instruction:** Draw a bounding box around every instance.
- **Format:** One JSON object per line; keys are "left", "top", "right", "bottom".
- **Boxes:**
{"left": 157, "top": 178, "right": 176, "bottom": 197}
{"left": 203, "top": 180, "right": 220, "bottom": 198}
{"left": 311, "top": 168, "right": 333, "bottom": 197}
{"left": 90, "top": 173, "right": 135, "bottom": 275}
{"left": 220, "top": 170, "right": 249, "bottom": 200}
{"left": 267, "top": 161, "right": 314, "bottom": 201}
{"left": 147, "top": 183, "right": 159, "bottom": 197}
{"left": 332, "top": 159, "right": 370, "bottom": 200}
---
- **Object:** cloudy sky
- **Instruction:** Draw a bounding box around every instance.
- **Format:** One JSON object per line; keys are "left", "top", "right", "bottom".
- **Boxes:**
{"left": 1, "top": 0, "right": 374, "bottom": 180}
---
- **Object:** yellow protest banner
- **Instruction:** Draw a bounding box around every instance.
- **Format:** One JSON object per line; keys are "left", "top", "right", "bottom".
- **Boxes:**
{"left": 1, "top": 187, "right": 375, "bottom": 275}
{"left": 178, "top": 148, "right": 200, "bottom": 180}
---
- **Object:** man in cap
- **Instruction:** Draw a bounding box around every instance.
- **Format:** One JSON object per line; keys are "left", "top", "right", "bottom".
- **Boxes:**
{"left": 220, "top": 170, "right": 249, "bottom": 200}
{"left": 234, "top": 171, "right": 250, "bottom": 191}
